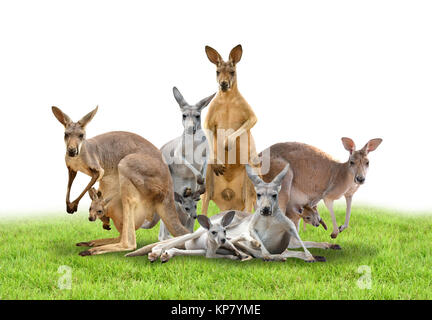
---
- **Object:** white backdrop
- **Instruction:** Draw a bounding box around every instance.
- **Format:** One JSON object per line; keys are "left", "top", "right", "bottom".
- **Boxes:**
{"left": 0, "top": 0, "right": 431, "bottom": 215}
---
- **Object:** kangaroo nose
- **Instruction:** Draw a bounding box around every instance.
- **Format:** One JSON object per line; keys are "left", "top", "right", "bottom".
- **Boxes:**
{"left": 220, "top": 82, "right": 229, "bottom": 91}
{"left": 356, "top": 176, "right": 365, "bottom": 184}
{"left": 68, "top": 148, "right": 77, "bottom": 157}
{"left": 261, "top": 207, "right": 271, "bottom": 215}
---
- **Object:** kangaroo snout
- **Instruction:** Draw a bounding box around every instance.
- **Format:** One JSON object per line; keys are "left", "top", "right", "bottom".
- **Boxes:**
{"left": 355, "top": 176, "right": 365, "bottom": 184}
{"left": 67, "top": 148, "right": 78, "bottom": 157}
{"left": 261, "top": 206, "right": 271, "bottom": 216}
{"left": 88, "top": 216, "right": 96, "bottom": 222}
{"left": 220, "top": 81, "right": 229, "bottom": 91}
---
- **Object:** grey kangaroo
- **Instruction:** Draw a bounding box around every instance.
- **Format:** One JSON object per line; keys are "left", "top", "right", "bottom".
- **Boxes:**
{"left": 159, "top": 87, "right": 215, "bottom": 240}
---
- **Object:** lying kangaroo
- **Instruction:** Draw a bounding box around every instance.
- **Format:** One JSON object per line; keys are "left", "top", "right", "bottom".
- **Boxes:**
{"left": 159, "top": 87, "right": 215, "bottom": 239}
{"left": 154, "top": 211, "right": 250, "bottom": 263}
{"left": 201, "top": 44, "right": 259, "bottom": 215}
{"left": 52, "top": 106, "right": 189, "bottom": 255}
{"left": 260, "top": 137, "right": 382, "bottom": 239}
{"left": 88, "top": 187, "right": 112, "bottom": 230}
{"left": 128, "top": 165, "right": 326, "bottom": 263}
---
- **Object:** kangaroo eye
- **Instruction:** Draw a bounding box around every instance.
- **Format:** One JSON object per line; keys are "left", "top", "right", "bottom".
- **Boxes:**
{"left": 212, "top": 231, "right": 217, "bottom": 235}
{"left": 230, "top": 71, "right": 235, "bottom": 76}
{"left": 216, "top": 71, "right": 220, "bottom": 76}
{"left": 272, "top": 194, "right": 277, "bottom": 199}
{"left": 256, "top": 194, "right": 261, "bottom": 199}
{"left": 79, "top": 134, "right": 84, "bottom": 139}
{"left": 366, "top": 161, "right": 369, "bottom": 166}
{"left": 350, "top": 161, "right": 355, "bottom": 166}
{"left": 64, "top": 133, "right": 69, "bottom": 139}
{"left": 182, "top": 114, "right": 186, "bottom": 120}
{"left": 195, "top": 115, "right": 200, "bottom": 119}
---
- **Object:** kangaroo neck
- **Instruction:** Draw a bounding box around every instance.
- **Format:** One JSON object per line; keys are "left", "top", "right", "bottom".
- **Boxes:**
{"left": 326, "top": 161, "right": 354, "bottom": 196}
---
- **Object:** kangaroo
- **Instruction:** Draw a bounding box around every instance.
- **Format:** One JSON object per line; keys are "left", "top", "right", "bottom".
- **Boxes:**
{"left": 154, "top": 211, "right": 251, "bottom": 263}
{"left": 158, "top": 87, "right": 215, "bottom": 239}
{"left": 260, "top": 137, "right": 383, "bottom": 239}
{"left": 158, "top": 182, "right": 205, "bottom": 241}
{"left": 128, "top": 165, "right": 326, "bottom": 263}
{"left": 201, "top": 44, "right": 259, "bottom": 215}
{"left": 88, "top": 187, "right": 113, "bottom": 230}
{"left": 52, "top": 106, "right": 189, "bottom": 255}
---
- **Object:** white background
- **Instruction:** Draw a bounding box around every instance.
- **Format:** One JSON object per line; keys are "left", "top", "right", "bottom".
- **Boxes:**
{"left": 0, "top": 0, "right": 431, "bottom": 216}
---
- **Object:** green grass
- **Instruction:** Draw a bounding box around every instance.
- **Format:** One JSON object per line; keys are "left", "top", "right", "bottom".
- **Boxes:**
{"left": 0, "top": 202, "right": 431, "bottom": 300}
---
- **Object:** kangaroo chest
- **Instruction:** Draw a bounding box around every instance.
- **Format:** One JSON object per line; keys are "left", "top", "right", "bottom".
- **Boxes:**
{"left": 254, "top": 217, "right": 290, "bottom": 254}
{"left": 66, "top": 156, "right": 92, "bottom": 176}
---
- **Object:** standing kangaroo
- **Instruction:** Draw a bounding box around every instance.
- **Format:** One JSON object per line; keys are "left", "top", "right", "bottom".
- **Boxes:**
{"left": 52, "top": 106, "right": 189, "bottom": 255}
{"left": 201, "top": 44, "right": 259, "bottom": 215}
{"left": 159, "top": 87, "right": 215, "bottom": 240}
{"left": 260, "top": 138, "right": 383, "bottom": 239}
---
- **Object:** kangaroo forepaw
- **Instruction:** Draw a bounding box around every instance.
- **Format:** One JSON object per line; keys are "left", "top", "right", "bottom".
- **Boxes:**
{"left": 330, "top": 232, "right": 339, "bottom": 239}
{"left": 148, "top": 251, "right": 161, "bottom": 262}
{"left": 66, "top": 201, "right": 78, "bottom": 214}
{"left": 329, "top": 244, "right": 342, "bottom": 250}
{"left": 160, "top": 251, "right": 171, "bottom": 263}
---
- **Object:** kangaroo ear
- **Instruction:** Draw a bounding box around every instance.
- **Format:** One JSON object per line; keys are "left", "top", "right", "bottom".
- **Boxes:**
{"left": 173, "top": 87, "right": 188, "bottom": 108}
{"left": 197, "top": 215, "right": 211, "bottom": 230}
{"left": 78, "top": 106, "right": 98, "bottom": 128}
{"left": 221, "top": 210, "right": 236, "bottom": 227}
{"left": 272, "top": 164, "right": 290, "bottom": 185}
{"left": 229, "top": 44, "right": 243, "bottom": 65}
{"left": 196, "top": 92, "right": 216, "bottom": 111}
{"left": 88, "top": 188, "right": 98, "bottom": 201}
{"left": 341, "top": 137, "right": 356, "bottom": 154}
{"left": 362, "top": 138, "right": 383, "bottom": 154}
{"left": 205, "top": 46, "right": 222, "bottom": 65}
{"left": 52, "top": 106, "right": 72, "bottom": 127}
{"left": 245, "top": 164, "right": 264, "bottom": 186}
{"left": 174, "top": 192, "right": 183, "bottom": 204}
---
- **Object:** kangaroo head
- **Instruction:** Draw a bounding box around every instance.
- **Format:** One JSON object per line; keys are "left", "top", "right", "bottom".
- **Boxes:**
{"left": 205, "top": 44, "right": 242, "bottom": 92}
{"left": 197, "top": 211, "right": 236, "bottom": 247}
{"left": 246, "top": 164, "right": 289, "bottom": 217}
{"left": 88, "top": 188, "right": 112, "bottom": 222}
{"left": 174, "top": 189, "right": 200, "bottom": 222}
{"left": 172, "top": 87, "right": 215, "bottom": 135}
{"left": 297, "top": 205, "right": 327, "bottom": 230}
{"left": 341, "top": 137, "right": 383, "bottom": 185}
{"left": 52, "top": 106, "right": 98, "bottom": 157}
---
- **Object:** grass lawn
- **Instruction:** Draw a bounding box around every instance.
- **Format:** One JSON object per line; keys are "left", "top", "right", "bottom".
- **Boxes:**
{"left": 0, "top": 202, "right": 431, "bottom": 300}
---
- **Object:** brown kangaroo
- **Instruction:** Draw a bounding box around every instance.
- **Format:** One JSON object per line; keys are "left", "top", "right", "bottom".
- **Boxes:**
{"left": 260, "top": 138, "right": 382, "bottom": 239}
{"left": 52, "top": 106, "right": 189, "bottom": 255}
{"left": 201, "top": 44, "right": 259, "bottom": 215}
